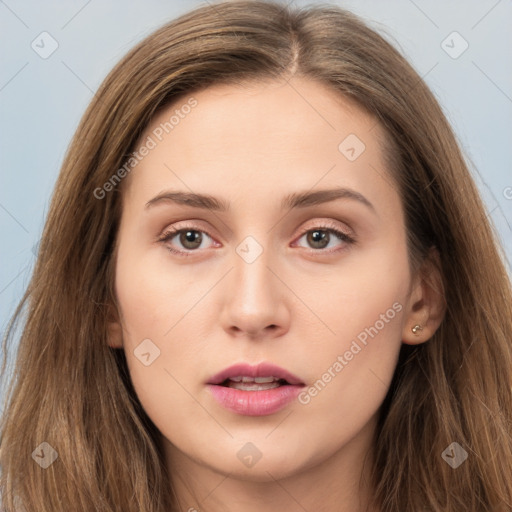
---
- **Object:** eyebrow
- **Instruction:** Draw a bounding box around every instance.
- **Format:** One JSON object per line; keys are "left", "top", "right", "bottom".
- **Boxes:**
{"left": 145, "top": 187, "right": 375, "bottom": 213}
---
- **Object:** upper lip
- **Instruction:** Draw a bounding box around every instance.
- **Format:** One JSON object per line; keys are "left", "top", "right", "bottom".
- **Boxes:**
{"left": 207, "top": 362, "right": 304, "bottom": 386}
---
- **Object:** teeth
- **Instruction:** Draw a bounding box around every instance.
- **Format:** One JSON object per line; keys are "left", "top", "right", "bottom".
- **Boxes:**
{"left": 254, "top": 376, "right": 277, "bottom": 383}
{"left": 228, "top": 376, "right": 280, "bottom": 383}
{"left": 226, "top": 381, "right": 282, "bottom": 391}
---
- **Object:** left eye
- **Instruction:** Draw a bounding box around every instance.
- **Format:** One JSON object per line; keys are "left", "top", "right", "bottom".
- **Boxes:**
{"left": 294, "top": 228, "right": 354, "bottom": 251}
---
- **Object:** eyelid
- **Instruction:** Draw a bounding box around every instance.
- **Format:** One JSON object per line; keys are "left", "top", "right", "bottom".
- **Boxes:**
{"left": 294, "top": 219, "right": 354, "bottom": 241}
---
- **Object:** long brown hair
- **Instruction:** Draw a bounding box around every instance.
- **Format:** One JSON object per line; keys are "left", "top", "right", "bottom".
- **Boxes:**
{"left": 1, "top": 1, "right": 511, "bottom": 510}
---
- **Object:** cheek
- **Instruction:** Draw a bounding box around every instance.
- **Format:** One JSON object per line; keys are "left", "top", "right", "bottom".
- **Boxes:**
{"left": 113, "top": 240, "right": 215, "bottom": 428}
{"left": 114, "top": 237, "right": 202, "bottom": 343}
{"left": 293, "top": 243, "right": 408, "bottom": 439}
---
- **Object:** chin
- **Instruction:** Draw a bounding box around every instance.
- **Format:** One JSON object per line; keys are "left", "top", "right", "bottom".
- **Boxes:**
{"left": 197, "top": 436, "right": 319, "bottom": 482}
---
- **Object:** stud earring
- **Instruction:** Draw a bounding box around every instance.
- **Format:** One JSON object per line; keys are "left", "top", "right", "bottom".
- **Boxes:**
{"left": 411, "top": 324, "right": 423, "bottom": 335}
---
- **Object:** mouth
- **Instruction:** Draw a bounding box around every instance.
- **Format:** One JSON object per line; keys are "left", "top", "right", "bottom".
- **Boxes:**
{"left": 206, "top": 362, "right": 305, "bottom": 416}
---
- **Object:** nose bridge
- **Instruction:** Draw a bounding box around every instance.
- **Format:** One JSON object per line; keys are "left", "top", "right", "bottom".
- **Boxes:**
{"left": 232, "top": 233, "right": 275, "bottom": 302}
{"left": 219, "top": 231, "right": 288, "bottom": 336}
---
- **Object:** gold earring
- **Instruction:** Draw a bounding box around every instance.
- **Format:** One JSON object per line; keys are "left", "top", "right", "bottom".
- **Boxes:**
{"left": 411, "top": 325, "right": 423, "bottom": 335}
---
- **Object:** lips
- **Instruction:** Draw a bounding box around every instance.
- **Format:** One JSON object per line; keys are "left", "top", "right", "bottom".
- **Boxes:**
{"left": 207, "top": 362, "right": 304, "bottom": 387}
{"left": 206, "top": 362, "right": 305, "bottom": 416}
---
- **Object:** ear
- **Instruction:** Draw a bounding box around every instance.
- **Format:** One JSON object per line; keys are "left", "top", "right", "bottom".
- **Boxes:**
{"left": 402, "top": 247, "right": 446, "bottom": 345}
{"left": 106, "top": 304, "right": 124, "bottom": 349}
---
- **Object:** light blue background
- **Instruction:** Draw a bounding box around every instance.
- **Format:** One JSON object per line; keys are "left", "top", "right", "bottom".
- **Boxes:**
{"left": 1, "top": 0, "right": 511, "bottom": 355}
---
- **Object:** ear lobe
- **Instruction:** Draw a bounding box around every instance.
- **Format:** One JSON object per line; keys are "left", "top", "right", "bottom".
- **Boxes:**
{"left": 106, "top": 305, "right": 124, "bottom": 349}
{"left": 402, "top": 247, "right": 446, "bottom": 345}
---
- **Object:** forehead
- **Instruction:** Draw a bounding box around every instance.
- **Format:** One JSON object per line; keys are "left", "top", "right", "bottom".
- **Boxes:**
{"left": 121, "top": 77, "right": 395, "bottom": 214}
{"left": 151, "top": 78, "right": 379, "bottom": 147}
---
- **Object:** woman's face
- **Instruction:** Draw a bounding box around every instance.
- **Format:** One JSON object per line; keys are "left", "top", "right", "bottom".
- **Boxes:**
{"left": 110, "top": 77, "right": 424, "bottom": 482}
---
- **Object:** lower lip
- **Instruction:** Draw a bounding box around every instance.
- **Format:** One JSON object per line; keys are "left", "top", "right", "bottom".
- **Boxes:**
{"left": 207, "top": 384, "right": 303, "bottom": 416}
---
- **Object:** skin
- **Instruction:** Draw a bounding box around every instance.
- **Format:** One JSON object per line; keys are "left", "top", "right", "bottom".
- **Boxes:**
{"left": 108, "top": 77, "right": 444, "bottom": 512}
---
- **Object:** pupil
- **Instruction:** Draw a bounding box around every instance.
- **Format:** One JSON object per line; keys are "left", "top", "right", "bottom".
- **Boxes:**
{"left": 181, "top": 230, "right": 202, "bottom": 249}
{"left": 308, "top": 230, "right": 328, "bottom": 249}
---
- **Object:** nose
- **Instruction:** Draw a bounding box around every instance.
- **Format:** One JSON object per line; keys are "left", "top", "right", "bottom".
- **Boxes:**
{"left": 219, "top": 242, "right": 290, "bottom": 340}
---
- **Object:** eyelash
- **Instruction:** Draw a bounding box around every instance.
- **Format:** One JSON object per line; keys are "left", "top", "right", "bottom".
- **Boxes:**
{"left": 157, "top": 221, "right": 356, "bottom": 257}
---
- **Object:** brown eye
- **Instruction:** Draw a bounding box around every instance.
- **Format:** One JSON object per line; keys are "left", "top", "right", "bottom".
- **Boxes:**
{"left": 179, "top": 230, "right": 203, "bottom": 250}
{"left": 295, "top": 227, "right": 354, "bottom": 251}
{"left": 158, "top": 226, "right": 216, "bottom": 255}
{"left": 307, "top": 230, "right": 330, "bottom": 249}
